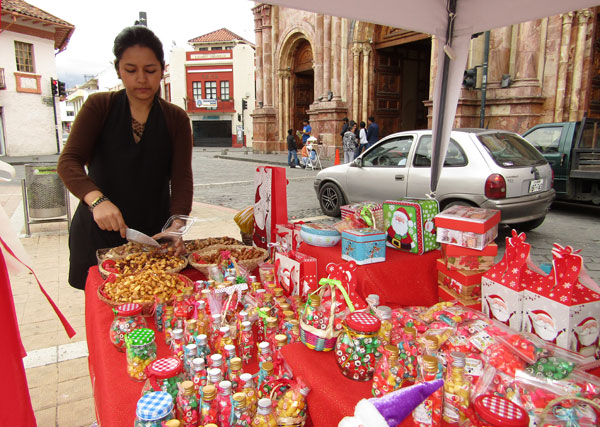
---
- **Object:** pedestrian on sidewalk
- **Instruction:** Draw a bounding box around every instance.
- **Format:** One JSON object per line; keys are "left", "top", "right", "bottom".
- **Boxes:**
{"left": 343, "top": 121, "right": 358, "bottom": 164}
{"left": 57, "top": 26, "right": 193, "bottom": 290}
{"left": 287, "top": 128, "right": 300, "bottom": 168}
{"left": 367, "top": 116, "right": 379, "bottom": 148}
{"left": 355, "top": 121, "right": 368, "bottom": 158}
{"left": 339, "top": 117, "right": 349, "bottom": 144}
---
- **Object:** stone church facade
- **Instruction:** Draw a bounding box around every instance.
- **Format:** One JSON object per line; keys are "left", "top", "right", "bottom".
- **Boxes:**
{"left": 251, "top": 4, "right": 600, "bottom": 155}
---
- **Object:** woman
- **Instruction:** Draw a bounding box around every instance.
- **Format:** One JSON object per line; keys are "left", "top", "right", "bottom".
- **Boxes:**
{"left": 355, "top": 121, "right": 368, "bottom": 157}
{"left": 58, "top": 26, "right": 193, "bottom": 290}
{"left": 343, "top": 121, "right": 358, "bottom": 163}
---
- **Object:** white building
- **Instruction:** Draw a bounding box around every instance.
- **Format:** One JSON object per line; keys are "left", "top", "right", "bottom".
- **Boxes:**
{"left": 164, "top": 28, "right": 256, "bottom": 147}
{"left": 0, "top": 0, "right": 74, "bottom": 156}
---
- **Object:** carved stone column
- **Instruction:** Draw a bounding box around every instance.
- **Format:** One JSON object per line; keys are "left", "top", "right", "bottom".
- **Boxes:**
{"left": 351, "top": 45, "right": 362, "bottom": 121}
{"left": 314, "top": 14, "right": 324, "bottom": 103}
{"left": 555, "top": 12, "right": 574, "bottom": 122}
{"left": 323, "top": 15, "right": 332, "bottom": 99}
{"left": 262, "top": 5, "right": 273, "bottom": 107}
{"left": 361, "top": 44, "right": 372, "bottom": 122}
{"left": 277, "top": 70, "right": 285, "bottom": 140}
{"left": 569, "top": 10, "right": 592, "bottom": 121}
{"left": 283, "top": 71, "right": 291, "bottom": 131}
{"left": 341, "top": 19, "right": 349, "bottom": 102}
{"left": 332, "top": 17, "right": 341, "bottom": 100}
{"left": 254, "top": 9, "right": 263, "bottom": 107}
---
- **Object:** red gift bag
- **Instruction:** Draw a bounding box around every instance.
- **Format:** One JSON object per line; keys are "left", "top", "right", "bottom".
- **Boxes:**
{"left": 274, "top": 250, "right": 318, "bottom": 298}
{"left": 254, "top": 166, "right": 288, "bottom": 249}
{"left": 323, "top": 261, "right": 368, "bottom": 315}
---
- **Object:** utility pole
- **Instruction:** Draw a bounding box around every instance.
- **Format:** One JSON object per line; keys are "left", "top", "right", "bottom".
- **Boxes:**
{"left": 50, "top": 78, "right": 60, "bottom": 153}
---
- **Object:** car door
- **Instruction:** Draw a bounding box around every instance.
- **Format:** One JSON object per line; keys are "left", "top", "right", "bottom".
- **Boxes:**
{"left": 344, "top": 134, "right": 415, "bottom": 202}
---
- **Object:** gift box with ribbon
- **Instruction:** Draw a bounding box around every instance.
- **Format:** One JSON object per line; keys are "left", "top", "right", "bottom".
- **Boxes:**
{"left": 340, "top": 201, "right": 384, "bottom": 231}
{"left": 522, "top": 243, "right": 600, "bottom": 362}
{"left": 481, "top": 230, "right": 545, "bottom": 331}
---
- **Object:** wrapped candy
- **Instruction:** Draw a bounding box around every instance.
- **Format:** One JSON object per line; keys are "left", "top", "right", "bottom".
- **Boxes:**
{"left": 251, "top": 398, "right": 277, "bottom": 427}
{"left": 276, "top": 378, "right": 310, "bottom": 426}
{"left": 200, "top": 384, "right": 219, "bottom": 426}
{"left": 240, "top": 373, "right": 259, "bottom": 418}
{"left": 397, "top": 327, "right": 419, "bottom": 382}
{"left": 239, "top": 321, "right": 255, "bottom": 365}
{"left": 232, "top": 392, "right": 253, "bottom": 427}
{"left": 176, "top": 380, "right": 199, "bottom": 427}
{"left": 372, "top": 345, "right": 404, "bottom": 397}
{"left": 217, "top": 380, "right": 235, "bottom": 427}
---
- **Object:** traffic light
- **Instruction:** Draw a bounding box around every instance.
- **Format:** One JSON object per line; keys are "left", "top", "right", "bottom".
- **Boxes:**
{"left": 242, "top": 99, "right": 247, "bottom": 110}
{"left": 463, "top": 68, "right": 477, "bottom": 88}
{"left": 51, "top": 78, "right": 59, "bottom": 96}
{"left": 58, "top": 80, "right": 66, "bottom": 97}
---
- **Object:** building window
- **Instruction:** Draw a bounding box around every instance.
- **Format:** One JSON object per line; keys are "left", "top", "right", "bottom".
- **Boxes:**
{"left": 198, "top": 47, "right": 208, "bottom": 51}
{"left": 205, "top": 81, "right": 217, "bottom": 99}
{"left": 220, "top": 81, "right": 230, "bottom": 100}
{"left": 192, "top": 81, "right": 202, "bottom": 101}
{"left": 211, "top": 46, "right": 222, "bottom": 51}
{"left": 15, "top": 41, "right": 35, "bottom": 73}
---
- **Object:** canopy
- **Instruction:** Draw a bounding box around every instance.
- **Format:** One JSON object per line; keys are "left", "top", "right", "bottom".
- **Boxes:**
{"left": 261, "top": 0, "right": 600, "bottom": 192}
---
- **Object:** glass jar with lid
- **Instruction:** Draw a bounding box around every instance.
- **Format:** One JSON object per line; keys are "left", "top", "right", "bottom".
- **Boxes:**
{"left": 109, "top": 303, "right": 147, "bottom": 352}
{"left": 335, "top": 312, "right": 381, "bottom": 381}
{"left": 134, "top": 391, "right": 174, "bottom": 427}
{"left": 126, "top": 328, "right": 157, "bottom": 381}
{"left": 141, "top": 357, "right": 183, "bottom": 400}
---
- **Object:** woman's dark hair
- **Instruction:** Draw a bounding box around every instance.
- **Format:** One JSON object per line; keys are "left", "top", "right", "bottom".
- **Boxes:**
{"left": 349, "top": 120, "right": 356, "bottom": 127}
{"left": 360, "top": 121, "right": 366, "bottom": 128}
{"left": 288, "top": 129, "right": 293, "bottom": 135}
{"left": 113, "top": 26, "right": 165, "bottom": 72}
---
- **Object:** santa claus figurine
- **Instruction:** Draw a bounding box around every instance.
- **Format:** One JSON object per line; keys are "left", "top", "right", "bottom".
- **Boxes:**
{"left": 387, "top": 208, "right": 415, "bottom": 251}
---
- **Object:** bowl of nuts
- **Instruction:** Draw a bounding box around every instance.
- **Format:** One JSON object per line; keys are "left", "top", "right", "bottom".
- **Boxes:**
{"left": 98, "top": 250, "right": 188, "bottom": 279}
{"left": 188, "top": 244, "right": 269, "bottom": 276}
{"left": 98, "top": 270, "right": 192, "bottom": 316}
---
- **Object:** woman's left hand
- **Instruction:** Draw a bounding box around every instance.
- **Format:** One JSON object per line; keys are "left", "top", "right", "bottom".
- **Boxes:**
{"left": 153, "top": 218, "right": 187, "bottom": 256}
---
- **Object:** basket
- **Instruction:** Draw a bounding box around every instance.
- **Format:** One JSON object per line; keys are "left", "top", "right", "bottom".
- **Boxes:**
{"left": 268, "top": 379, "right": 307, "bottom": 427}
{"left": 183, "top": 236, "right": 244, "bottom": 253}
{"left": 188, "top": 244, "right": 269, "bottom": 277}
{"left": 539, "top": 395, "right": 600, "bottom": 426}
{"left": 98, "top": 254, "right": 188, "bottom": 279}
{"left": 97, "top": 272, "right": 193, "bottom": 316}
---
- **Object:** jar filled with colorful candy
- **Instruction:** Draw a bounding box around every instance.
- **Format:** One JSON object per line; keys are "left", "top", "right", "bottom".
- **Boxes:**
{"left": 126, "top": 328, "right": 157, "bottom": 381}
{"left": 141, "top": 357, "right": 184, "bottom": 401}
{"left": 109, "top": 303, "right": 147, "bottom": 352}
{"left": 134, "top": 391, "right": 174, "bottom": 427}
{"left": 335, "top": 312, "right": 381, "bottom": 381}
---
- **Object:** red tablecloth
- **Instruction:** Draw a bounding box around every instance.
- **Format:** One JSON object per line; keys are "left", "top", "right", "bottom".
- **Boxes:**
{"left": 298, "top": 242, "right": 441, "bottom": 307}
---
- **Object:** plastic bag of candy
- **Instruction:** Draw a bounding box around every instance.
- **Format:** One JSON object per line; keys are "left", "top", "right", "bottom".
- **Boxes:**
{"left": 391, "top": 307, "right": 429, "bottom": 334}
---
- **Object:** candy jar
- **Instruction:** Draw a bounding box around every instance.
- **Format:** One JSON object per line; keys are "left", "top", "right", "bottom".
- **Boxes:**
{"left": 257, "top": 341, "right": 273, "bottom": 368}
{"left": 280, "top": 310, "right": 295, "bottom": 343}
{"left": 210, "top": 313, "right": 223, "bottom": 349}
{"left": 264, "top": 317, "right": 279, "bottom": 347}
{"left": 185, "top": 319, "right": 199, "bottom": 345}
{"left": 366, "top": 294, "right": 380, "bottom": 315}
{"left": 126, "top": 328, "right": 157, "bottom": 381}
{"left": 240, "top": 372, "right": 259, "bottom": 418}
{"left": 194, "top": 334, "right": 210, "bottom": 361}
{"left": 200, "top": 384, "right": 219, "bottom": 426}
{"left": 257, "top": 361, "right": 276, "bottom": 398}
{"left": 442, "top": 352, "right": 470, "bottom": 425}
{"left": 229, "top": 357, "right": 243, "bottom": 391}
{"left": 217, "top": 380, "right": 234, "bottom": 427}
{"left": 173, "top": 294, "right": 188, "bottom": 330}
{"left": 163, "top": 305, "right": 175, "bottom": 346}
{"left": 170, "top": 328, "right": 185, "bottom": 361}
{"left": 300, "top": 294, "right": 320, "bottom": 326}
{"left": 276, "top": 382, "right": 310, "bottom": 426}
{"left": 142, "top": 357, "right": 183, "bottom": 401}
{"left": 251, "top": 398, "right": 277, "bottom": 427}
{"left": 335, "top": 312, "right": 381, "bottom": 381}
{"left": 183, "top": 287, "right": 196, "bottom": 319}
{"left": 288, "top": 320, "right": 300, "bottom": 344}
{"left": 195, "top": 300, "right": 209, "bottom": 335}
{"left": 224, "top": 343, "right": 237, "bottom": 367}
{"left": 273, "top": 334, "right": 288, "bottom": 378}
{"left": 191, "top": 357, "right": 207, "bottom": 396}
{"left": 398, "top": 327, "right": 419, "bottom": 383}
{"left": 135, "top": 391, "right": 174, "bottom": 427}
{"left": 376, "top": 306, "right": 393, "bottom": 349}
{"left": 154, "top": 296, "right": 165, "bottom": 332}
{"left": 372, "top": 345, "right": 404, "bottom": 397}
{"left": 109, "top": 303, "right": 147, "bottom": 352}
{"left": 209, "top": 353, "right": 227, "bottom": 377}
{"left": 207, "top": 367, "right": 223, "bottom": 387}
{"left": 412, "top": 355, "right": 442, "bottom": 427}
{"left": 232, "top": 392, "right": 253, "bottom": 426}
{"left": 239, "top": 321, "right": 255, "bottom": 365}
{"left": 183, "top": 343, "right": 197, "bottom": 379}
{"left": 176, "top": 380, "right": 199, "bottom": 427}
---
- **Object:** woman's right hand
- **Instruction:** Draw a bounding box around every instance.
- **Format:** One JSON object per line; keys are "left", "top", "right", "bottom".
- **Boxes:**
{"left": 92, "top": 200, "right": 127, "bottom": 238}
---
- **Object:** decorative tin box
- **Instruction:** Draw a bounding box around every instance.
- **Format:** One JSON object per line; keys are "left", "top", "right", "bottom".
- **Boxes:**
{"left": 341, "top": 228, "right": 386, "bottom": 265}
{"left": 434, "top": 206, "right": 500, "bottom": 250}
{"left": 383, "top": 199, "right": 439, "bottom": 255}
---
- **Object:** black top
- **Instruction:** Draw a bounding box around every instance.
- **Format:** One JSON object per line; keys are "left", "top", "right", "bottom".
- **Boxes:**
{"left": 287, "top": 134, "right": 297, "bottom": 151}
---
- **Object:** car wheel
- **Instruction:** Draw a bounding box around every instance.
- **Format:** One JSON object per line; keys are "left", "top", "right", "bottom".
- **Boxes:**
{"left": 510, "top": 217, "right": 545, "bottom": 232}
{"left": 319, "top": 182, "right": 345, "bottom": 217}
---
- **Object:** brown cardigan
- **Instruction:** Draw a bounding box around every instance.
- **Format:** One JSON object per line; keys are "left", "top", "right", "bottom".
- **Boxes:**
{"left": 57, "top": 90, "right": 193, "bottom": 216}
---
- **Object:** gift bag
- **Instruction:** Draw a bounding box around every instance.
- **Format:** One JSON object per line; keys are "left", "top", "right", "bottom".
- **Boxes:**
{"left": 274, "top": 251, "right": 317, "bottom": 298}
{"left": 275, "top": 222, "right": 304, "bottom": 252}
{"left": 254, "top": 166, "right": 288, "bottom": 249}
{"left": 383, "top": 199, "right": 439, "bottom": 254}
{"left": 323, "top": 261, "right": 368, "bottom": 315}
{"left": 522, "top": 243, "right": 600, "bottom": 362}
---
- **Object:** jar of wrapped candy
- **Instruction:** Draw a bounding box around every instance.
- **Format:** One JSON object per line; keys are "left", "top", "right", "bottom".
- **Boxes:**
{"left": 142, "top": 357, "right": 184, "bottom": 401}
{"left": 109, "top": 303, "right": 147, "bottom": 352}
{"left": 335, "top": 312, "right": 381, "bottom": 381}
{"left": 135, "top": 391, "right": 174, "bottom": 427}
{"left": 126, "top": 328, "right": 157, "bottom": 381}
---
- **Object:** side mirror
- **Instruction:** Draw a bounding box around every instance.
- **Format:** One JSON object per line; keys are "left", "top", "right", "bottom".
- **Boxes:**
{"left": 352, "top": 157, "right": 362, "bottom": 168}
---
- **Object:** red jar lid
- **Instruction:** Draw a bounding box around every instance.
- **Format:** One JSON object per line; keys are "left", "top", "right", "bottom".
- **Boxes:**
{"left": 147, "top": 357, "right": 182, "bottom": 379}
{"left": 345, "top": 312, "right": 381, "bottom": 333}
{"left": 116, "top": 303, "right": 142, "bottom": 316}
{"left": 473, "top": 394, "right": 529, "bottom": 427}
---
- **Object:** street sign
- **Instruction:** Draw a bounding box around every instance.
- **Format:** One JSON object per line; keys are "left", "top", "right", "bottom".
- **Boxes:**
{"left": 195, "top": 98, "right": 218, "bottom": 108}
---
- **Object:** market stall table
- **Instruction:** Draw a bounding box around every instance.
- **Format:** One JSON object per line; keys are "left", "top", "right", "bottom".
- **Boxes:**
{"left": 298, "top": 242, "right": 441, "bottom": 307}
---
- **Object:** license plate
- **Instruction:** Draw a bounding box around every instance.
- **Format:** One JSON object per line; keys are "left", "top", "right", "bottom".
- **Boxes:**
{"left": 529, "top": 179, "right": 544, "bottom": 193}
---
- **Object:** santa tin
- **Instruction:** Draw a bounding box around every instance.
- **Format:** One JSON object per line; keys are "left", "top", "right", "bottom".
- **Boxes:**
{"left": 335, "top": 312, "right": 381, "bottom": 381}
{"left": 383, "top": 199, "right": 439, "bottom": 255}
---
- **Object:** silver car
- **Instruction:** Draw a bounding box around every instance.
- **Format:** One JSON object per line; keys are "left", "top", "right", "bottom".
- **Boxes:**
{"left": 314, "top": 129, "right": 555, "bottom": 231}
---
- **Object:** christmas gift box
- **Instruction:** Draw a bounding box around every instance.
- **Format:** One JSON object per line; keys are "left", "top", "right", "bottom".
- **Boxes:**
{"left": 254, "top": 166, "right": 288, "bottom": 249}
{"left": 436, "top": 259, "right": 484, "bottom": 298}
{"left": 434, "top": 206, "right": 500, "bottom": 250}
{"left": 441, "top": 242, "right": 497, "bottom": 272}
{"left": 274, "top": 250, "right": 318, "bottom": 298}
{"left": 522, "top": 244, "right": 600, "bottom": 362}
{"left": 275, "top": 222, "right": 304, "bottom": 252}
{"left": 383, "top": 199, "right": 439, "bottom": 255}
{"left": 341, "top": 228, "right": 386, "bottom": 265}
{"left": 438, "top": 284, "right": 481, "bottom": 311}
{"left": 341, "top": 201, "right": 384, "bottom": 231}
{"left": 481, "top": 230, "right": 545, "bottom": 331}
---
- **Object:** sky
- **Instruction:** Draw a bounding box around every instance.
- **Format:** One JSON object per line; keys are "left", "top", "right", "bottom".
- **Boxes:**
{"left": 26, "top": 0, "right": 256, "bottom": 87}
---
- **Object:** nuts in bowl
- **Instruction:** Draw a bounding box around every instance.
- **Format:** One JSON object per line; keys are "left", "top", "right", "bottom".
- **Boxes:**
{"left": 99, "top": 250, "right": 187, "bottom": 277}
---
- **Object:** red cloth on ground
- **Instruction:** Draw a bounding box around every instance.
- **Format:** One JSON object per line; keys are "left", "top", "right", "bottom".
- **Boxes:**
{"left": 0, "top": 247, "right": 37, "bottom": 426}
{"left": 298, "top": 242, "right": 440, "bottom": 307}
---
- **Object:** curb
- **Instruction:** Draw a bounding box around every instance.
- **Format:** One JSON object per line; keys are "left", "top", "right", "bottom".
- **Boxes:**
{"left": 213, "top": 155, "right": 289, "bottom": 167}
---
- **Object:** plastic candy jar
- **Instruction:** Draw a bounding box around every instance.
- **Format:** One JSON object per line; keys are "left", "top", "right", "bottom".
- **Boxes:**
{"left": 239, "top": 321, "right": 255, "bottom": 365}
{"left": 109, "top": 303, "right": 147, "bottom": 352}
{"left": 251, "top": 398, "right": 277, "bottom": 427}
{"left": 200, "top": 384, "right": 219, "bottom": 426}
{"left": 176, "top": 380, "right": 199, "bottom": 427}
{"left": 232, "top": 392, "right": 253, "bottom": 426}
{"left": 217, "top": 380, "right": 234, "bottom": 427}
{"left": 335, "top": 312, "right": 381, "bottom": 381}
{"left": 134, "top": 391, "right": 174, "bottom": 427}
{"left": 142, "top": 357, "right": 183, "bottom": 400}
{"left": 126, "top": 328, "right": 157, "bottom": 381}
{"left": 240, "top": 373, "right": 258, "bottom": 418}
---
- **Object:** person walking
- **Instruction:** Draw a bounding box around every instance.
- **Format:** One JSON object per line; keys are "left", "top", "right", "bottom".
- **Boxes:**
{"left": 343, "top": 121, "right": 358, "bottom": 163}
{"left": 367, "top": 116, "right": 379, "bottom": 148}
{"left": 355, "top": 121, "right": 368, "bottom": 157}
{"left": 287, "top": 128, "right": 300, "bottom": 168}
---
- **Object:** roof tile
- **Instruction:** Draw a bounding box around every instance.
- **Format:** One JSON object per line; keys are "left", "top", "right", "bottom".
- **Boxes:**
{"left": 188, "top": 27, "right": 251, "bottom": 45}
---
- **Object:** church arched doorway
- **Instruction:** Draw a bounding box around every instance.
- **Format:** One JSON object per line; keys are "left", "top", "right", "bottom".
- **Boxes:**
{"left": 291, "top": 40, "right": 314, "bottom": 146}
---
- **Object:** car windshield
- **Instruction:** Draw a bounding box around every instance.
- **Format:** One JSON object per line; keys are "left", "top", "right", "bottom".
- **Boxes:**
{"left": 478, "top": 132, "right": 546, "bottom": 167}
